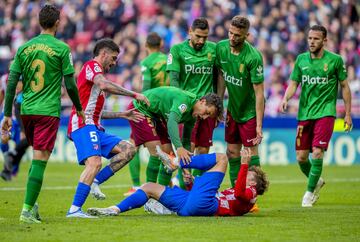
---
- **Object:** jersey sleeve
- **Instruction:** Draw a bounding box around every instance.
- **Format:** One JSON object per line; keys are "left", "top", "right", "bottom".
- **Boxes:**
{"left": 249, "top": 51, "right": 264, "bottom": 84}
{"left": 290, "top": 56, "right": 302, "bottom": 83}
{"left": 9, "top": 51, "right": 22, "bottom": 74}
{"left": 166, "top": 45, "right": 180, "bottom": 72}
{"left": 61, "top": 46, "right": 75, "bottom": 76}
{"left": 336, "top": 56, "right": 347, "bottom": 82}
{"left": 141, "top": 61, "right": 152, "bottom": 91}
{"left": 85, "top": 61, "right": 103, "bottom": 82}
{"left": 234, "top": 164, "right": 257, "bottom": 201}
{"left": 169, "top": 99, "right": 189, "bottom": 119}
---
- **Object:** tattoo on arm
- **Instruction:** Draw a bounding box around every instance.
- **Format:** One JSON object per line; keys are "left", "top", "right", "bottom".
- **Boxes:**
{"left": 101, "top": 111, "right": 120, "bottom": 119}
{"left": 93, "top": 74, "right": 135, "bottom": 97}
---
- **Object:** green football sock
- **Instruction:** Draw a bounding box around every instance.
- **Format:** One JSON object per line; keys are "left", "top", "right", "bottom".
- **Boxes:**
{"left": 177, "top": 168, "right": 186, "bottom": 189}
{"left": 129, "top": 151, "right": 141, "bottom": 186}
{"left": 146, "top": 156, "right": 161, "bottom": 182}
{"left": 249, "top": 155, "right": 260, "bottom": 167}
{"left": 307, "top": 158, "right": 323, "bottom": 192}
{"left": 23, "top": 160, "right": 47, "bottom": 211}
{"left": 229, "top": 157, "right": 241, "bottom": 187}
{"left": 298, "top": 160, "right": 311, "bottom": 177}
{"left": 157, "top": 163, "right": 172, "bottom": 185}
{"left": 192, "top": 169, "right": 205, "bottom": 177}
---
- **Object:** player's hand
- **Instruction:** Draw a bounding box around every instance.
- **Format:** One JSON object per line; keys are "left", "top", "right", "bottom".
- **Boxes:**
{"left": 240, "top": 147, "right": 252, "bottom": 164}
{"left": 279, "top": 98, "right": 288, "bottom": 113}
{"left": 76, "top": 110, "right": 86, "bottom": 124}
{"left": 134, "top": 93, "right": 150, "bottom": 106}
{"left": 1, "top": 116, "right": 12, "bottom": 143}
{"left": 121, "top": 108, "right": 145, "bottom": 122}
{"left": 344, "top": 114, "right": 353, "bottom": 133}
{"left": 252, "top": 125, "right": 263, "bottom": 145}
{"left": 176, "top": 147, "right": 192, "bottom": 164}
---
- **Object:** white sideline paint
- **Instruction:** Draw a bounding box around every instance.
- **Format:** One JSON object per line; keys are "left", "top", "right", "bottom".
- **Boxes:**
{"left": 1, "top": 178, "right": 360, "bottom": 192}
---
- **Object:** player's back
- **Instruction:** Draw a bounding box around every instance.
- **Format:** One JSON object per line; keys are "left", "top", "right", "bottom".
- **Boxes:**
{"left": 141, "top": 52, "right": 169, "bottom": 88}
{"left": 216, "top": 187, "right": 256, "bottom": 216}
{"left": 10, "top": 34, "right": 74, "bottom": 117}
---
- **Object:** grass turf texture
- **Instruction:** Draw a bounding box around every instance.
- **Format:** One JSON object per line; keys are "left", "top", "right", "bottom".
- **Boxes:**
{"left": 0, "top": 162, "right": 359, "bottom": 242}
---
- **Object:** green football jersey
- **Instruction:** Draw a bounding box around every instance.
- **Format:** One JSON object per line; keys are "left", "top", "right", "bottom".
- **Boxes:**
{"left": 141, "top": 52, "right": 169, "bottom": 91}
{"left": 216, "top": 40, "right": 264, "bottom": 122}
{"left": 133, "top": 86, "right": 197, "bottom": 124}
{"left": 290, "top": 50, "right": 347, "bottom": 120}
{"left": 166, "top": 40, "right": 216, "bottom": 98}
{"left": 10, "top": 34, "right": 74, "bottom": 117}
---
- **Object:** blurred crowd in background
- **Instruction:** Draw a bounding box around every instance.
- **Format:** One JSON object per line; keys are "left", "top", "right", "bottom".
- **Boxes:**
{"left": 0, "top": 0, "right": 359, "bottom": 117}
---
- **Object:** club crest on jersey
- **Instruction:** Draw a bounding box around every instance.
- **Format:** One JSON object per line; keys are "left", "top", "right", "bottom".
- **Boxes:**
{"left": 323, "top": 63, "right": 328, "bottom": 72}
{"left": 86, "top": 65, "right": 94, "bottom": 80}
{"left": 239, "top": 64, "right": 244, "bottom": 73}
{"left": 94, "top": 64, "right": 102, "bottom": 73}
{"left": 167, "top": 54, "right": 173, "bottom": 65}
{"left": 207, "top": 52, "right": 212, "bottom": 61}
{"left": 178, "top": 104, "right": 187, "bottom": 113}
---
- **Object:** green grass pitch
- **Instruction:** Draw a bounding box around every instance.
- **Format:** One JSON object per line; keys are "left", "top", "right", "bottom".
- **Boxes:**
{"left": 0, "top": 162, "right": 359, "bottom": 242}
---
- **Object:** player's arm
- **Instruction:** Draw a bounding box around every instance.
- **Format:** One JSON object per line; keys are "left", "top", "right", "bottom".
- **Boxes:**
{"left": 280, "top": 80, "right": 299, "bottom": 113}
{"left": 253, "top": 82, "right": 264, "bottom": 145}
{"left": 234, "top": 150, "right": 256, "bottom": 201}
{"left": 340, "top": 79, "right": 352, "bottom": 131}
{"left": 141, "top": 63, "right": 152, "bottom": 92}
{"left": 93, "top": 74, "right": 150, "bottom": 106}
{"left": 64, "top": 74, "right": 82, "bottom": 111}
{"left": 212, "top": 67, "right": 218, "bottom": 94}
{"left": 169, "top": 71, "right": 180, "bottom": 88}
{"left": 216, "top": 70, "right": 225, "bottom": 100}
{"left": 167, "top": 111, "right": 192, "bottom": 163}
{"left": 101, "top": 108, "right": 144, "bottom": 122}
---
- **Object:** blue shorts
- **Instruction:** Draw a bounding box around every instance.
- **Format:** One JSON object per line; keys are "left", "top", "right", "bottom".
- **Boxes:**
{"left": 159, "top": 171, "right": 225, "bottom": 216}
{"left": 70, "top": 125, "right": 122, "bottom": 165}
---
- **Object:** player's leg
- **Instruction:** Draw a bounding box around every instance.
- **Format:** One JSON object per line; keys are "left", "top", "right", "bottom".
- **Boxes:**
{"left": 156, "top": 143, "right": 173, "bottom": 185}
{"left": 225, "top": 112, "right": 242, "bottom": 187}
{"left": 87, "top": 182, "right": 168, "bottom": 216}
{"left": 20, "top": 115, "right": 59, "bottom": 223}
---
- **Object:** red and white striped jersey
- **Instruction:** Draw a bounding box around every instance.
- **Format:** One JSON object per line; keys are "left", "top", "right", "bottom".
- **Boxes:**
{"left": 68, "top": 60, "right": 106, "bottom": 135}
{"left": 216, "top": 164, "right": 257, "bottom": 216}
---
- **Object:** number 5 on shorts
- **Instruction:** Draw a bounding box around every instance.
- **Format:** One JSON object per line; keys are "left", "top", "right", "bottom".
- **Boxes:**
{"left": 90, "top": 131, "right": 98, "bottom": 142}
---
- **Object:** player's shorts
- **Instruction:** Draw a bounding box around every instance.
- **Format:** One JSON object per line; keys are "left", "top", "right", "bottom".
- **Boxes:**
{"left": 191, "top": 117, "right": 217, "bottom": 147}
{"left": 128, "top": 102, "right": 170, "bottom": 146}
{"left": 21, "top": 115, "right": 60, "bottom": 152}
{"left": 296, "top": 116, "right": 335, "bottom": 151}
{"left": 225, "top": 111, "right": 257, "bottom": 147}
{"left": 70, "top": 125, "right": 122, "bottom": 165}
{"left": 159, "top": 171, "right": 225, "bottom": 216}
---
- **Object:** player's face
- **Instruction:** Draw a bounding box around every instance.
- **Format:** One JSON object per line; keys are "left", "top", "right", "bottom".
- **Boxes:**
{"left": 103, "top": 50, "right": 119, "bottom": 73}
{"left": 307, "top": 30, "right": 326, "bottom": 54}
{"left": 189, "top": 28, "right": 209, "bottom": 51}
{"left": 193, "top": 100, "right": 217, "bottom": 120}
{"left": 246, "top": 171, "right": 257, "bottom": 186}
{"left": 228, "top": 25, "right": 248, "bottom": 48}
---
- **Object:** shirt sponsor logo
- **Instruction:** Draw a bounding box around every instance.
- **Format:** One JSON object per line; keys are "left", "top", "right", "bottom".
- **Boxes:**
{"left": 184, "top": 64, "right": 212, "bottom": 74}
{"left": 167, "top": 53, "right": 173, "bottom": 65}
{"left": 223, "top": 71, "right": 242, "bottom": 86}
{"left": 178, "top": 104, "right": 187, "bottom": 113}
{"left": 301, "top": 75, "right": 329, "bottom": 85}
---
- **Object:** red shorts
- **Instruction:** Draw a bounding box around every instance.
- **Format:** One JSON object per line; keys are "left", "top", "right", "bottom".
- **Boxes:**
{"left": 296, "top": 117, "right": 335, "bottom": 151}
{"left": 21, "top": 115, "right": 60, "bottom": 152}
{"left": 225, "top": 112, "right": 257, "bottom": 147}
{"left": 191, "top": 117, "right": 217, "bottom": 147}
{"left": 128, "top": 103, "right": 170, "bottom": 146}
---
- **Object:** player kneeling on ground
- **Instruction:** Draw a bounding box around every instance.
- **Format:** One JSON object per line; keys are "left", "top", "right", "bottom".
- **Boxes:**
{"left": 87, "top": 147, "right": 269, "bottom": 217}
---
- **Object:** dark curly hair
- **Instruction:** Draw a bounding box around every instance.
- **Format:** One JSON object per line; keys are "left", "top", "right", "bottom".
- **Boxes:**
{"left": 249, "top": 166, "right": 269, "bottom": 195}
{"left": 39, "top": 4, "right": 60, "bottom": 29}
{"left": 200, "top": 93, "right": 224, "bottom": 121}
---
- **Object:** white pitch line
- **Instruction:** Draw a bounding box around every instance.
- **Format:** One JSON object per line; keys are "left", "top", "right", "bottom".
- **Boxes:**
{"left": 1, "top": 178, "right": 360, "bottom": 192}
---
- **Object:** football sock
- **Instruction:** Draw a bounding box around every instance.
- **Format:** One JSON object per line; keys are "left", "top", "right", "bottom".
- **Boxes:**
{"left": 307, "top": 158, "right": 323, "bottom": 192}
{"left": 157, "top": 163, "right": 172, "bottom": 185}
{"left": 129, "top": 151, "right": 140, "bottom": 186}
{"left": 180, "top": 153, "right": 216, "bottom": 170}
{"left": 298, "top": 160, "right": 311, "bottom": 177}
{"left": 23, "top": 160, "right": 47, "bottom": 211}
{"left": 249, "top": 155, "right": 260, "bottom": 167}
{"left": 70, "top": 182, "right": 91, "bottom": 212}
{"left": 177, "top": 168, "right": 186, "bottom": 189}
{"left": 94, "top": 165, "right": 114, "bottom": 185}
{"left": 229, "top": 157, "right": 241, "bottom": 187}
{"left": 116, "top": 189, "right": 148, "bottom": 213}
{"left": 146, "top": 156, "right": 161, "bottom": 182}
{"left": 192, "top": 169, "right": 205, "bottom": 177}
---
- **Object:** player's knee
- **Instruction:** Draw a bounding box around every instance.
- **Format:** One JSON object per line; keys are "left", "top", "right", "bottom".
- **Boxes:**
{"left": 140, "top": 182, "right": 156, "bottom": 196}
{"left": 296, "top": 151, "right": 308, "bottom": 162}
{"left": 312, "top": 147, "right": 323, "bottom": 159}
{"left": 216, "top": 153, "right": 228, "bottom": 164}
{"left": 86, "top": 158, "right": 102, "bottom": 173}
{"left": 196, "top": 146, "right": 209, "bottom": 154}
{"left": 226, "top": 148, "right": 238, "bottom": 159}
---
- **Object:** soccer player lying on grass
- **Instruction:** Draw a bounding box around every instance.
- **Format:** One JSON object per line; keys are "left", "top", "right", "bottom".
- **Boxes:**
{"left": 87, "top": 147, "right": 269, "bottom": 217}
